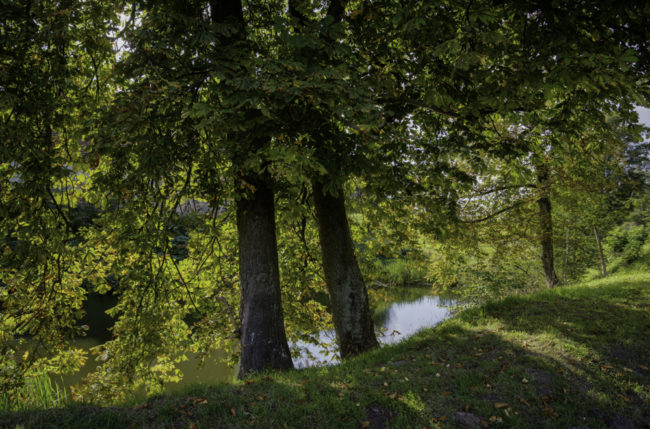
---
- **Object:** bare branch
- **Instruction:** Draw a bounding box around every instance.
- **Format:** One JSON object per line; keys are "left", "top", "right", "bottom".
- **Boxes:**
{"left": 460, "top": 199, "right": 528, "bottom": 223}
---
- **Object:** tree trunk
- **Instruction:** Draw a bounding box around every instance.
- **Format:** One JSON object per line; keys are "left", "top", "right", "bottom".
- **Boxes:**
{"left": 563, "top": 221, "right": 570, "bottom": 284}
{"left": 593, "top": 224, "right": 607, "bottom": 277}
{"left": 312, "top": 181, "right": 378, "bottom": 359}
{"left": 537, "top": 168, "right": 559, "bottom": 287}
{"left": 237, "top": 175, "right": 293, "bottom": 376}
{"left": 210, "top": 0, "right": 292, "bottom": 377}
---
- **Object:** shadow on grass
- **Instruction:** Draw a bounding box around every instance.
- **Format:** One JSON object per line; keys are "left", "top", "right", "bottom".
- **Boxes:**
{"left": 462, "top": 278, "right": 650, "bottom": 371}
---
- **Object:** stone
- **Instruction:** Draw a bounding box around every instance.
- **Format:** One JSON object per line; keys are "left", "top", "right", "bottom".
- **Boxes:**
{"left": 453, "top": 411, "right": 482, "bottom": 429}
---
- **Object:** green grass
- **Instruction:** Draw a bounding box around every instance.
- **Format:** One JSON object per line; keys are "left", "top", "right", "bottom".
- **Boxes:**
{"left": 2, "top": 270, "right": 649, "bottom": 428}
{"left": 0, "top": 372, "right": 69, "bottom": 412}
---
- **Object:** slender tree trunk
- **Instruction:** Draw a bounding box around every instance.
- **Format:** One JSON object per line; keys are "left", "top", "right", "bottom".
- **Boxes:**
{"left": 593, "top": 224, "right": 607, "bottom": 277}
{"left": 236, "top": 175, "right": 293, "bottom": 376}
{"left": 312, "top": 181, "right": 378, "bottom": 358}
{"left": 563, "top": 221, "right": 570, "bottom": 284}
{"left": 537, "top": 168, "right": 559, "bottom": 287}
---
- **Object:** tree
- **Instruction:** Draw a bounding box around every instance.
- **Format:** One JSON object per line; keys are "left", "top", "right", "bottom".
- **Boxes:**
{"left": 0, "top": 0, "right": 117, "bottom": 391}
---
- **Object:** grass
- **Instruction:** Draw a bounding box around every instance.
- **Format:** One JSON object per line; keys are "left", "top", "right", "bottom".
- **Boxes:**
{"left": 1, "top": 270, "right": 648, "bottom": 428}
{"left": 0, "top": 373, "right": 69, "bottom": 412}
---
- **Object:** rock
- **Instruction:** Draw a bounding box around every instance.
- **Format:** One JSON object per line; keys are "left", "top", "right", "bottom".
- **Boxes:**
{"left": 365, "top": 406, "right": 396, "bottom": 429}
{"left": 453, "top": 411, "right": 482, "bottom": 429}
{"left": 605, "top": 414, "right": 635, "bottom": 429}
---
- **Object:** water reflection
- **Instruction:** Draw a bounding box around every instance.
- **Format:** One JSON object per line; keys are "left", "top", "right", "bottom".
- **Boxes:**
{"left": 292, "top": 293, "right": 455, "bottom": 368}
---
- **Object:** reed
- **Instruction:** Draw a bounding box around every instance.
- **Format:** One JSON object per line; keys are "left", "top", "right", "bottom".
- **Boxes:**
{"left": 0, "top": 372, "right": 68, "bottom": 411}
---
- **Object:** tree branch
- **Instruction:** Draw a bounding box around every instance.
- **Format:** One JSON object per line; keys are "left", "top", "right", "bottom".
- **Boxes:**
{"left": 326, "top": 0, "right": 347, "bottom": 21}
{"left": 460, "top": 199, "right": 528, "bottom": 223}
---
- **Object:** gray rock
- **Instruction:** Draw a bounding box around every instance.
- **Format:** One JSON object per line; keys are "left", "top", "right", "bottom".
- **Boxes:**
{"left": 453, "top": 411, "right": 482, "bottom": 429}
{"left": 605, "top": 414, "right": 635, "bottom": 429}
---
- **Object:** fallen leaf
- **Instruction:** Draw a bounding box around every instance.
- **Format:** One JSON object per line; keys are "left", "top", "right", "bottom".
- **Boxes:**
{"left": 360, "top": 421, "right": 371, "bottom": 428}
{"left": 389, "top": 392, "right": 397, "bottom": 399}
{"left": 638, "top": 365, "right": 649, "bottom": 371}
{"left": 521, "top": 377, "right": 528, "bottom": 384}
{"left": 519, "top": 398, "right": 531, "bottom": 407}
{"left": 442, "top": 391, "right": 452, "bottom": 396}
{"left": 494, "top": 402, "right": 509, "bottom": 409}
{"left": 230, "top": 408, "right": 237, "bottom": 416}
{"left": 542, "top": 405, "right": 556, "bottom": 417}
{"left": 623, "top": 367, "right": 633, "bottom": 373}
{"left": 464, "top": 404, "right": 470, "bottom": 412}
{"left": 193, "top": 398, "right": 208, "bottom": 405}
{"left": 188, "top": 424, "right": 198, "bottom": 429}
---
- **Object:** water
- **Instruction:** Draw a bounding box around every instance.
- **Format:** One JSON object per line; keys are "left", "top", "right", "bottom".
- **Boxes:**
{"left": 292, "top": 293, "right": 455, "bottom": 368}
{"left": 56, "top": 289, "right": 455, "bottom": 394}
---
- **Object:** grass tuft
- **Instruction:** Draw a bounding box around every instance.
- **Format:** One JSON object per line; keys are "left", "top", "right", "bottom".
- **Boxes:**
{"left": 0, "top": 373, "right": 68, "bottom": 412}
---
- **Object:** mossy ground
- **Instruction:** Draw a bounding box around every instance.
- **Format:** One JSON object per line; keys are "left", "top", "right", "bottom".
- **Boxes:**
{"left": 2, "top": 271, "right": 648, "bottom": 428}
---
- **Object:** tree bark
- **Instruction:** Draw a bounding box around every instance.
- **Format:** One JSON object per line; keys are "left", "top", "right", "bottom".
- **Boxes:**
{"left": 593, "top": 224, "right": 607, "bottom": 277}
{"left": 237, "top": 175, "right": 293, "bottom": 376}
{"left": 210, "top": 0, "right": 293, "bottom": 377}
{"left": 537, "top": 168, "right": 559, "bottom": 287}
{"left": 563, "top": 221, "right": 570, "bottom": 284}
{"left": 312, "top": 181, "right": 378, "bottom": 359}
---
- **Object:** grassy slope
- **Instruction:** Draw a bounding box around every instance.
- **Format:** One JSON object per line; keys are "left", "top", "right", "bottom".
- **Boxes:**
{"left": 2, "top": 271, "right": 649, "bottom": 428}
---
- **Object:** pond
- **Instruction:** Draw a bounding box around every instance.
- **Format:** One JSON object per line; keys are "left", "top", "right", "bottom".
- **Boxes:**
{"left": 55, "top": 288, "right": 455, "bottom": 396}
{"left": 292, "top": 289, "right": 455, "bottom": 368}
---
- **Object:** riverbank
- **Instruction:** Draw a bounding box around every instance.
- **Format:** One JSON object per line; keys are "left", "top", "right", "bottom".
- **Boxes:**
{"left": 2, "top": 270, "right": 648, "bottom": 428}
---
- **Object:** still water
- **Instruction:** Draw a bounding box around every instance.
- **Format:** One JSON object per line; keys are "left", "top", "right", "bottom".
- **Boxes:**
{"left": 58, "top": 289, "right": 455, "bottom": 394}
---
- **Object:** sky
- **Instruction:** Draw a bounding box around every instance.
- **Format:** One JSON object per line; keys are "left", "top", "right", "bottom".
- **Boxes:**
{"left": 638, "top": 106, "right": 650, "bottom": 128}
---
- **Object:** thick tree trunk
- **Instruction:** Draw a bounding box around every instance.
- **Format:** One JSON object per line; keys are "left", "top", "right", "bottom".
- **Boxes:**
{"left": 593, "top": 224, "right": 607, "bottom": 277}
{"left": 237, "top": 176, "right": 293, "bottom": 376}
{"left": 209, "top": 0, "right": 292, "bottom": 377}
{"left": 312, "top": 181, "right": 378, "bottom": 359}
{"left": 537, "top": 168, "right": 559, "bottom": 288}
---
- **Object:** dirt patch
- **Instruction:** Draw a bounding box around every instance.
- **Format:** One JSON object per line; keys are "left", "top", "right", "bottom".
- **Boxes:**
{"left": 608, "top": 343, "right": 640, "bottom": 366}
{"left": 529, "top": 368, "right": 554, "bottom": 396}
{"left": 365, "top": 405, "right": 396, "bottom": 429}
